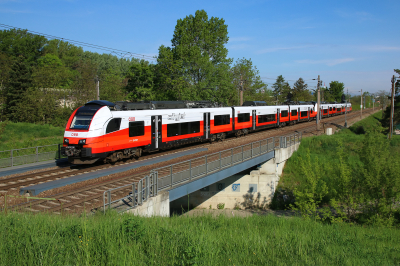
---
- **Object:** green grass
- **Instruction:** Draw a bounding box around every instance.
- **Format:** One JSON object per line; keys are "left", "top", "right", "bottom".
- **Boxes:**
{"left": 0, "top": 122, "right": 64, "bottom": 150}
{"left": 0, "top": 211, "right": 399, "bottom": 265}
{"left": 0, "top": 122, "right": 64, "bottom": 161}
{"left": 279, "top": 112, "right": 388, "bottom": 191}
{"left": 273, "top": 111, "right": 400, "bottom": 225}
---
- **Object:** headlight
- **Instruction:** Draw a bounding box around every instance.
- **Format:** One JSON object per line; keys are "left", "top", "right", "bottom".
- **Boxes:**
{"left": 78, "top": 139, "right": 86, "bottom": 144}
{"left": 64, "top": 138, "right": 69, "bottom": 144}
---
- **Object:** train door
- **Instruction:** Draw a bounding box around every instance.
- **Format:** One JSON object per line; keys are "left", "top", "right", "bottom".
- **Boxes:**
{"left": 298, "top": 107, "right": 300, "bottom": 122}
{"left": 308, "top": 107, "right": 310, "bottom": 120}
{"left": 252, "top": 110, "right": 256, "bottom": 130}
{"left": 288, "top": 106, "right": 291, "bottom": 124}
{"left": 277, "top": 108, "right": 280, "bottom": 126}
{"left": 151, "top": 115, "right": 162, "bottom": 149}
{"left": 203, "top": 113, "right": 210, "bottom": 139}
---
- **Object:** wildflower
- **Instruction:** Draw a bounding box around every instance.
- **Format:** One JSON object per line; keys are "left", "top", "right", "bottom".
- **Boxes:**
{"left": 79, "top": 236, "right": 81, "bottom": 238}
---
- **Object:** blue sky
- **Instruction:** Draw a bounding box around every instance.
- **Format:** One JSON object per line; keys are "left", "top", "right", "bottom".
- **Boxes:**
{"left": 1, "top": 0, "right": 399, "bottom": 94}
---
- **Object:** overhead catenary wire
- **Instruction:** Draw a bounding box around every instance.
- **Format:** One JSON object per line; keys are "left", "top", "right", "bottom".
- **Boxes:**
{"left": 0, "top": 23, "right": 157, "bottom": 61}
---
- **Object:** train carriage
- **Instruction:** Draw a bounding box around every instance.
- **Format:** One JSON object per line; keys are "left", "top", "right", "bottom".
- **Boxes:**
{"left": 62, "top": 100, "right": 349, "bottom": 165}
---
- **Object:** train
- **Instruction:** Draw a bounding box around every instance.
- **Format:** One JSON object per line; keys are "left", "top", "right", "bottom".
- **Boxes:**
{"left": 61, "top": 100, "right": 352, "bottom": 164}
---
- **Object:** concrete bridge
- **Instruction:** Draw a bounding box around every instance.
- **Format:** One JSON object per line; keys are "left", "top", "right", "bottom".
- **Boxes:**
{"left": 103, "top": 132, "right": 301, "bottom": 216}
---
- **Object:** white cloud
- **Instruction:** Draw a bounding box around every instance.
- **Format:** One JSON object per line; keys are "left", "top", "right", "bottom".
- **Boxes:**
{"left": 295, "top": 58, "right": 355, "bottom": 66}
{"left": 360, "top": 45, "right": 400, "bottom": 52}
{"left": 257, "top": 45, "right": 316, "bottom": 54}
{"left": 335, "top": 10, "right": 374, "bottom": 22}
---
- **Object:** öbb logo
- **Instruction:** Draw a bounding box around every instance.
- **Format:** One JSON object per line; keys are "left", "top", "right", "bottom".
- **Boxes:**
{"left": 71, "top": 133, "right": 78, "bottom": 136}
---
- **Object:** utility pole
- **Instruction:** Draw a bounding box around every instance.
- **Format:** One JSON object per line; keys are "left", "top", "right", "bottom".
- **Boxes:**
{"left": 96, "top": 76, "right": 100, "bottom": 101}
{"left": 390, "top": 75, "right": 395, "bottom": 139}
{"left": 345, "top": 88, "right": 348, "bottom": 127}
{"left": 360, "top": 89, "right": 362, "bottom": 119}
{"left": 372, "top": 94, "right": 374, "bottom": 111}
{"left": 239, "top": 75, "right": 244, "bottom": 106}
{"left": 317, "top": 75, "right": 321, "bottom": 130}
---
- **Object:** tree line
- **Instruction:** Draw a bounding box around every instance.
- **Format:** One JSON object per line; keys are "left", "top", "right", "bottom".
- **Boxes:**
{"left": 0, "top": 10, "right": 348, "bottom": 127}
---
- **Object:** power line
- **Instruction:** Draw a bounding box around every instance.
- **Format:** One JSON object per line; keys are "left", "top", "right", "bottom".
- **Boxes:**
{"left": 0, "top": 23, "right": 157, "bottom": 61}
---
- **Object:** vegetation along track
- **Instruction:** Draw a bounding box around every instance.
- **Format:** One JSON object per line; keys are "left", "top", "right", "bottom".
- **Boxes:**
{"left": 2, "top": 109, "right": 375, "bottom": 214}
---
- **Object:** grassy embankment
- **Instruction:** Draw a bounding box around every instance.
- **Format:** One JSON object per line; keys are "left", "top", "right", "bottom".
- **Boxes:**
{"left": 273, "top": 111, "right": 400, "bottom": 226}
{"left": 0, "top": 212, "right": 399, "bottom": 265}
{"left": 0, "top": 122, "right": 64, "bottom": 159}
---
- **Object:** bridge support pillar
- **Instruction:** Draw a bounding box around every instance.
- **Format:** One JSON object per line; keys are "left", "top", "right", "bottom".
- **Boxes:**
{"left": 171, "top": 143, "right": 300, "bottom": 211}
{"left": 127, "top": 191, "right": 170, "bottom": 217}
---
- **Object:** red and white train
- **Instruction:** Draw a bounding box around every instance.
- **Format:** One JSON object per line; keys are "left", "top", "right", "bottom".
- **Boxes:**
{"left": 62, "top": 100, "right": 352, "bottom": 164}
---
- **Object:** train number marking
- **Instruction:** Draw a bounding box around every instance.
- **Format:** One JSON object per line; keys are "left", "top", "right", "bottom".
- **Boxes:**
{"left": 71, "top": 133, "right": 78, "bottom": 136}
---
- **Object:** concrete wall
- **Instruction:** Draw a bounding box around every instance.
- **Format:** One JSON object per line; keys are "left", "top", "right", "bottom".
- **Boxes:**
{"left": 171, "top": 143, "right": 300, "bottom": 210}
{"left": 127, "top": 191, "right": 170, "bottom": 217}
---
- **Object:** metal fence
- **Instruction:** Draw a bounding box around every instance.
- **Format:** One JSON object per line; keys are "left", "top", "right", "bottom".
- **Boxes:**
{"left": 0, "top": 144, "right": 65, "bottom": 168}
{"left": 103, "top": 171, "right": 159, "bottom": 213}
{"left": 102, "top": 132, "right": 301, "bottom": 213}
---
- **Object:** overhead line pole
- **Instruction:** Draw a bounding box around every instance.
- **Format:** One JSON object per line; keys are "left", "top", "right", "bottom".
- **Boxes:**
{"left": 317, "top": 75, "right": 321, "bottom": 131}
{"left": 390, "top": 75, "right": 395, "bottom": 139}
{"left": 360, "top": 89, "right": 362, "bottom": 119}
{"left": 96, "top": 76, "right": 100, "bottom": 101}
{"left": 240, "top": 75, "right": 243, "bottom": 106}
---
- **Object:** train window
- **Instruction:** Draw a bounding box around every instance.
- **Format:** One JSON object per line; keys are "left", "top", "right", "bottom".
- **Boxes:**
{"left": 167, "top": 123, "right": 180, "bottom": 137}
{"left": 167, "top": 121, "right": 200, "bottom": 137}
{"left": 181, "top": 122, "right": 190, "bottom": 135}
{"left": 337, "top": 108, "right": 341, "bottom": 112}
{"left": 291, "top": 110, "right": 297, "bottom": 116}
{"left": 214, "top": 115, "right": 230, "bottom": 126}
{"left": 329, "top": 107, "right": 332, "bottom": 111}
{"left": 333, "top": 107, "right": 336, "bottom": 111}
{"left": 258, "top": 114, "right": 275, "bottom": 123}
{"left": 238, "top": 113, "right": 250, "bottom": 123}
{"left": 190, "top": 121, "right": 200, "bottom": 133}
{"left": 323, "top": 109, "right": 328, "bottom": 114}
{"left": 106, "top": 118, "right": 121, "bottom": 134}
{"left": 301, "top": 111, "right": 308, "bottom": 117}
{"left": 281, "top": 110, "right": 288, "bottom": 117}
{"left": 129, "top": 121, "right": 144, "bottom": 137}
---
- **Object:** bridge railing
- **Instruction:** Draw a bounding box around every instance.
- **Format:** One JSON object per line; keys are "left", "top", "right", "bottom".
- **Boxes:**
{"left": 102, "top": 131, "right": 301, "bottom": 212}
{"left": 103, "top": 171, "right": 158, "bottom": 213}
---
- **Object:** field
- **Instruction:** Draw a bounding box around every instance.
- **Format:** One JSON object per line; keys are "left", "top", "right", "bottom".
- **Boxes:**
{"left": 0, "top": 211, "right": 399, "bottom": 265}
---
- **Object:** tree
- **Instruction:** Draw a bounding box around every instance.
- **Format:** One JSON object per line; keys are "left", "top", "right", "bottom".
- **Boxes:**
{"left": 292, "top": 77, "right": 312, "bottom": 102}
{"left": 43, "top": 39, "right": 83, "bottom": 67}
{"left": 272, "top": 75, "right": 291, "bottom": 104}
{"left": 231, "top": 58, "right": 267, "bottom": 105}
{"left": 0, "top": 52, "right": 12, "bottom": 88}
{"left": 31, "top": 54, "right": 72, "bottom": 89}
{"left": 0, "top": 29, "right": 47, "bottom": 63}
{"left": 70, "top": 59, "right": 98, "bottom": 108}
{"left": 155, "top": 10, "right": 233, "bottom": 103}
{"left": 329, "top": 81, "right": 345, "bottom": 102}
{"left": 125, "top": 60, "right": 156, "bottom": 101}
{"left": 4, "top": 56, "right": 32, "bottom": 121}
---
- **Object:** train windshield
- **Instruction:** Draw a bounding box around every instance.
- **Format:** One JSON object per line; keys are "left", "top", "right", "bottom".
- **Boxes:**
{"left": 70, "top": 105, "right": 103, "bottom": 130}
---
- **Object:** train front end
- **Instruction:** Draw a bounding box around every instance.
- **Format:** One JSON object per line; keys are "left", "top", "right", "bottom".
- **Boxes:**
{"left": 62, "top": 101, "right": 115, "bottom": 164}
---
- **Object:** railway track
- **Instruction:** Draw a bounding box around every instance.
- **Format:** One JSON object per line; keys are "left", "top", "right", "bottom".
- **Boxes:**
{"left": 2, "top": 109, "right": 376, "bottom": 214}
